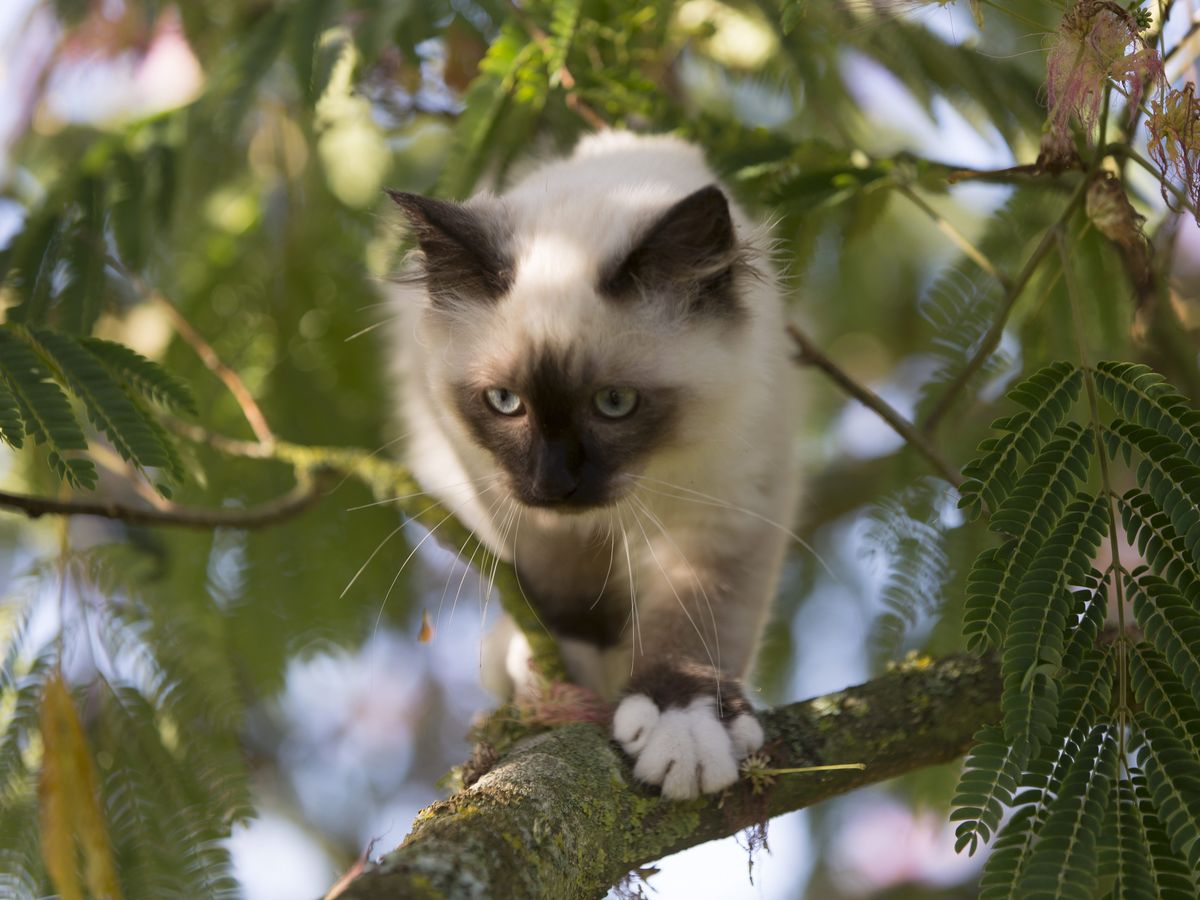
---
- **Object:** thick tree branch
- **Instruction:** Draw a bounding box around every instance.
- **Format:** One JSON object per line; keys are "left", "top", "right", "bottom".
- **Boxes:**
{"left": 335, "top": 653, "right": 1000, "bottom": 900}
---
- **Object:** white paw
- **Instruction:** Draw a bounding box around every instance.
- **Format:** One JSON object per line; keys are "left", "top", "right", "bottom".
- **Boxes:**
{"left": 613, "top": 694, "right": 763, "bottom": 800}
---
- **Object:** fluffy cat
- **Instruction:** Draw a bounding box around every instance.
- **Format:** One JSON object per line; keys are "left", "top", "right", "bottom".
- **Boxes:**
{"left": 388, "top": 131, "right": 799, "bottom": 799}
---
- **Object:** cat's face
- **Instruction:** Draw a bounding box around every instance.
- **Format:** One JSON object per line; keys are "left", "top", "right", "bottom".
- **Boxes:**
{"left": 391, "top": 185, "right": 746, "bottom": 513}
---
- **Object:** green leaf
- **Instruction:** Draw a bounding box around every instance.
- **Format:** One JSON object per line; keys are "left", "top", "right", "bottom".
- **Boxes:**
{"left": 1096, "top": 361, "right": 1200, "bottom": 468}
{"left": 1123, "top": 768, "right": 1200, "bottom": 898}
{"left": 56, "top": 176, "right": 107, "bottom": 335}
{"left": 1132, "top": 715, "right": 1200, "bottom": 871}
{"left": 1106, "top": 421, "right": 1200, "bottom": 563}
{"left": 1017, "top": 724, "right": 1117, "bottom": 899}
{"left": 1002, "top": 495, "right": 1109, "bottom": 752}
{"left": 959, "top": 362, "right": 1082, "bottom": 520}
{"left": 1128, "top": 572, "right": 1200, "bottom": 710}
{"left": 546, "top": 0, "right": 582, "bottom": 87}
{"left": 81, "top": 338, "right": 197, "bottom": 416}
{"left": 0, "top": 326, "right": 95, "bottom": 489}
{"left": 1130, "top": 642, "right": 1200, "bottom": 760}
{"left": 951, "top": 725, "right": 1027, "bottom": 855}
{"left": 29, "top": 330, "right": 182, "bottom": 483}
{"left": 988, "top": 422, "right": 1093, "bottom": 537}
{"left": 1118, "top": 489, "right": 1200, "bottom": 602}
{"left": 0, "top": 377, "right": 25, "bottom": 449}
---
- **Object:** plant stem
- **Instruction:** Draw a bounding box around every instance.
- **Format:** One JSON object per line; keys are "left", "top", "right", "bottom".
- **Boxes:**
{"left": 1056, "top": 229, "right": 1130, "bottom": 756}
{"left": 921, "top": 176, "right": 1091, "bottom": 434}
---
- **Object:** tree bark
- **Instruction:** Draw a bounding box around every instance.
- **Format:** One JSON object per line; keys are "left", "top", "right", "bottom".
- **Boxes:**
{"left": 335, "top": 653, "right": 1000, "bottom": 900}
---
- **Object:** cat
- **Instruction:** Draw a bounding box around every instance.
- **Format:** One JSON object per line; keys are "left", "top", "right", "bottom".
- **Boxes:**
{"left": 387, "top": 130, "right": 800, "bottom": 799}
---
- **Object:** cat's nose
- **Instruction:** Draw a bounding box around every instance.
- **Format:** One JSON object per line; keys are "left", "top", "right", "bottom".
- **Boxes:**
{"left": 531, "top": 439, "right": 580, "bottom": 501}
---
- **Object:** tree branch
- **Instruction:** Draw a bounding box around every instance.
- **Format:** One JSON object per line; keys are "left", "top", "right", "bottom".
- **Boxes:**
{"left": 0, "top": 468, "right": 335, "bottom": 530}
{"left": 787, "top": 324, "right": 963, "bottom": 488}
{"left": 334, "top": 653, "right": 1000, "bottom": 900}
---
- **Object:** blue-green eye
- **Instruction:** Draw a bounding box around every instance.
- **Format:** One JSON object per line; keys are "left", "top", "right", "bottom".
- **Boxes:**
{"left": 484, "top": 387, "right": 523, "bottom": 416}
{"left": 594, "top": 387, "right": 638, "bottom": 419}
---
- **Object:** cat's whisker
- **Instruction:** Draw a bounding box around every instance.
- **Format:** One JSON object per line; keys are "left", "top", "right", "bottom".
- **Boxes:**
{"left": 510, "top": 506, "right": 552, "bottom": 636}
{"left": 371, "top": 508, "right": 458, "bottom": 643}
{"left": 345, "top": 315, "right": 403, "bottom": 342}
{"left": 479, "top": 499, "right": 519, "bottom": 627}
{"left": 340, "top": 510, "right": 427, "bottom": 601}
{"left": 613, "top": 501, "right": 641, "bottom": 669}
{"left": 628, "top": 474, "right": 842, "bottom": 585}
{"left": 347, "top": 472, "right": 502, "bottom": 512}
{"left": 629, "top": 493, "right": 722, "bottom": 679}
{"left": 434, "top": 484, "right": 504, "bottom": 631}
{"left": 587, "top": 509, "right": 619, "bottom": 611}
{"left": 628, "top": 500, "right": 719, "bottom": 679}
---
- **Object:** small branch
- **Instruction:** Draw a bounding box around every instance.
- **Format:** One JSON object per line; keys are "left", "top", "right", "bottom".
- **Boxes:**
{"left": 787, "top": 324, "right": 963, "bottom": 488}
{"left": 108, "top": 257, "right": 276, "bottom": 449}
{"left": 920, "top": 176, "right": 1091, "bottom": 434}
{"left": 336, "top": 653, "right": 1001, "bottom": 899}
{"left": 0, "top": 469, "right": 334, "bottom": 530}
{"left": 894, "top": 184, "right": 1013, "bottom": 292}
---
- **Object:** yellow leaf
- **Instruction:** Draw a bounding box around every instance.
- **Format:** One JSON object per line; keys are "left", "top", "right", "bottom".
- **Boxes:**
{"left": 38, "top": 673, "right": 122, "bottom": 900}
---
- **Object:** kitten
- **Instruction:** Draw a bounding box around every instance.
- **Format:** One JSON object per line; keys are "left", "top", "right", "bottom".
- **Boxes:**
{"left": 388, "top": 131, "right": 800, "bottom": 799}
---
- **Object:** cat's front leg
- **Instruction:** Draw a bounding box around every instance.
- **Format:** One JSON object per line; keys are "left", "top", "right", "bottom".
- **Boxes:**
{"left": 613, "top": 659, "right": 764, "bottom": 799}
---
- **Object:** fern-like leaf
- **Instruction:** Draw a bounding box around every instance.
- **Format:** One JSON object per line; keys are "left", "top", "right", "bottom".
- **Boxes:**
{"left": 1118, "top": 489, "right": 1200, "bottom": 602}
{"left": 989, "top": 422, "right": 1093, "bottom": 537}
{"left": 1132, "top": 714, "right": 1200, "bottom": 871}
{"left": 0, "top": 326, "right": 95, "bottom": 488}
{"left": 1095, "top": 361, "right": 1200, "bottom": 468}
{"left": 1126, "top": 767, "right": 1200, "bottom": 897}
{"left": 1002, "top": 495, "right": 1108, "bottom": 751}
{"left": 1130, "top": 642, "right": 1200, "bottom": 760}
{"left": 546, "top": 0, "right": 582, "bottom": 87}
{"left": 963, "top": 543, "right": 1016, "bottom": 653}
{"left": 1128, "top": 571, "right": 1200, "bottom": 710}
{"left": 951, "top": 725, "right": 1026, "bottom": 854}
{"left": 1106, "top": 421, "right": 1200, "bottom": 563}
{"left": 959, "top": 362, "right": 1082, "bottom": 520}
{"left": 1017, "top": 724, "right": 1117, "bottom": 899}
{"left": 0, "top": 377, "right": 25, "bottom": 449}
{"left": 81, "top": 338, "right": 197, "bottom": 416}
{"left": 29, "top": 329, "right": 182, "bottom": 483}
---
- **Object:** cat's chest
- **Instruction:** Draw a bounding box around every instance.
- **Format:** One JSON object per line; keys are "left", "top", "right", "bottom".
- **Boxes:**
{"left": 509, "top": 522, "right": 630, "bottom": 647}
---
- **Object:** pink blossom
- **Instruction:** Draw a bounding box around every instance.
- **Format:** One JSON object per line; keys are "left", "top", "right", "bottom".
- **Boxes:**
{"left": 1043, "top": 0, "right": 1163, "bottom": 163}
{"left": 1148, "top": 82, "right": 1200, "bottom": 223}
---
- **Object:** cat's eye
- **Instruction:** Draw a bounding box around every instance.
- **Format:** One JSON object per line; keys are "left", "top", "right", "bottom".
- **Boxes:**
{"left": 484, "top": 387, "right": 523, "bottom": 416}
{"left": 593, "top": 387, "right": 638, "bottom": 419}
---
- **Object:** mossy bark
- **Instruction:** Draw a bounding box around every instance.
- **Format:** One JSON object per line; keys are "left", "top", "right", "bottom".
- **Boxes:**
{"left": 334, "top": 653, "right": 1000, "bottom": 900}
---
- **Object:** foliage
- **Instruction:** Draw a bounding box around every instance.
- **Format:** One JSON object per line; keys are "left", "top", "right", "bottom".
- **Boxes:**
{"left": 0, "top": 0, "right": 1198, "bottom": 897}
{"left": 951, "top": 360, "right": 1200, "bottom": 897}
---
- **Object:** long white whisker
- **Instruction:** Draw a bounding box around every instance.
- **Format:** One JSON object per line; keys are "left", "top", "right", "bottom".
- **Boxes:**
{"left": 628, "top": 474, "right": 842, "bottom": 583}
{"left": 615, "top": 501, "right": 641, "bottom": 669}
{"left": 372, "top": 509, "right": 458, "bottom": 640}
{"left": 347, "top": 473, "right": 502, "bottom": 512}
{"left": 588, "top": 510, "right": 619, "bottom": 611}
{"left": 510, "top": 507, "right": 551, "bottom": 635}
{"left": 434, "top": 484, "right": 504, "bottom": 630}
{"left": 628, "top": 501, "right": 718, "bottom": 678}
{"left": 630, "top": 493, "right": 722, "bottom": 679}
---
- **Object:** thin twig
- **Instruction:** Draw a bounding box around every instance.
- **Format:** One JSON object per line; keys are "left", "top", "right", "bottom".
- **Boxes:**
{"left": 0, "top": 469, "right": 334, "bottom": 530}
{"left": 786, "top": 324, "right": 963, "bottom": 488}
{"left": 894, "top": 184, "right": 1013, "bottom": 292}
{"left": 920, "top": 176, "right": 1091, "bottom": 434}
{"left": 107, "top": 256, "right": 276, "bottom": 449}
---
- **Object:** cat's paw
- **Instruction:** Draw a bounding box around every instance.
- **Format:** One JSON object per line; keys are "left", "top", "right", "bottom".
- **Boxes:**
{"left": 612, "top": 666, "right": 763, "bottom": 800}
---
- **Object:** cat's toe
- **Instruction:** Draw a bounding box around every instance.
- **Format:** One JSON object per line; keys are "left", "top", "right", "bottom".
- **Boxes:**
{"left": 728, "top": 712, "right": 764, "bottom": 757}
{"left": 613, "top": 693, "right": 660, "bottom": 754}
{"left": 617, "top": 697, "right": 741, "bottom": 799}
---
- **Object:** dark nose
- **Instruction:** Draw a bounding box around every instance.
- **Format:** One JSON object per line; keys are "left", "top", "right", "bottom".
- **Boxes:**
{"left": 532, "top": 439, "right": 580, "bottom": 501}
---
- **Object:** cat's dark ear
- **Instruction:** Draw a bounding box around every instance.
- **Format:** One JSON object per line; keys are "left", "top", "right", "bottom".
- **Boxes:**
{"left": 601, "top": 184, "right": 741, "bottom": 316}
{"left": 387, "top": 190, "right": 513, "bottom": 305}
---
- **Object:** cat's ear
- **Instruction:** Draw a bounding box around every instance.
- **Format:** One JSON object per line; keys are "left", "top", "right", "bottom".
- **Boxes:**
{"left": 387, "top": 190, "right": 512, "bottom": 305}
{"left": 601, "top": 184, "right": 740, "bottom": 315}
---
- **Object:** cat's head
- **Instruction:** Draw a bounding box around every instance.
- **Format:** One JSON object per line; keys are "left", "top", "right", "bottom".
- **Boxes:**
{"left": 390, "top": 183, "right": 752, "bottom": 513}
